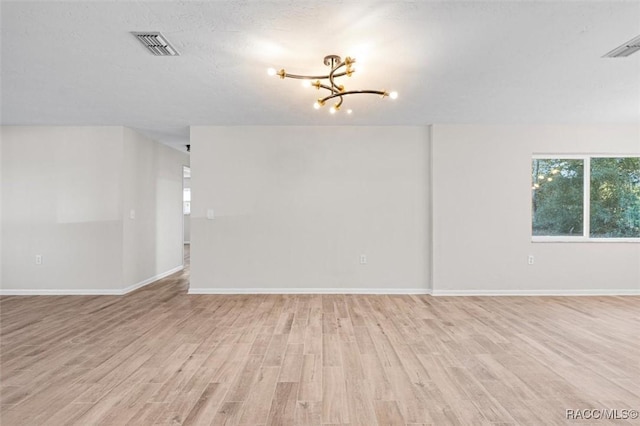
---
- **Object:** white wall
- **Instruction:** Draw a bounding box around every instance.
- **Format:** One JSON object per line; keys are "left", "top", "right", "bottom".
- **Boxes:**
{"left": 1, "top": 126, "right": 125, "bottom": 293}
{"left": 122, "top": 128, "right": 186, "bottom": 290}
{"left": 189, "top": 126, "right": 431, "bottom": 293}
{"left": 1, "top": 126, "right": 188, "bottom": 294}
{"left": 432, "top": 124, "right": 640, "bottom": 295}
{"left": 7, "top": 124, "right": 634, "bottom": 296}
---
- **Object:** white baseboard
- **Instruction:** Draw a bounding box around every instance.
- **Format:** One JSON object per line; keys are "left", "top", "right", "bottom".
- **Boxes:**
{"left": 188, "top": 287, "right": 432, "bottom": 295}
{"left": 0, "top": 265, "right": 184, "bottom": 296}
{"left": 431, "top": 289, "right": 640, "bottom": 296}
{"left": 0, "top": 288, "right": 124, "bottom": 296}
{"left": 122, "top": 265, "right": 184, "bottom": 294}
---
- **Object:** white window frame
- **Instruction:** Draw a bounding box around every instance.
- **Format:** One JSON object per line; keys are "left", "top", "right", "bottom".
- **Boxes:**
{"left": 532, "top": 154, "right": 640, "bottom": 243}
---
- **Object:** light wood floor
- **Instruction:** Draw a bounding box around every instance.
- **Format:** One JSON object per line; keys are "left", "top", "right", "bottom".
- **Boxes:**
{"left": 1, "top": 262, "right": 639, "bottom": 425}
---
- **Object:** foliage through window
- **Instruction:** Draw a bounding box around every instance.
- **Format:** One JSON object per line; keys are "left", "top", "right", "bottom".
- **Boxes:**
{"left": 590, "top": 157, "right": 640, "bottom": 238}
{"left": 532, "top": 156, "right": 640, "bottom": 239}
{"left": 532, "top": 159, "right": 583, "bottom": 236}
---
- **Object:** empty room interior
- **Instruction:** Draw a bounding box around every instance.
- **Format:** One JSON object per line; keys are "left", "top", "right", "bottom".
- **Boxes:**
{"left": 1, "top": 1, "right": 639, "bottom": 425}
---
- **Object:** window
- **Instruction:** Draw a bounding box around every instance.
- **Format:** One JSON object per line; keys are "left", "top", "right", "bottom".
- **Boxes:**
{"left": 532, "top": 158, "right": 584, "bottom": 236}
{"left": 532, "top": 155, "right": 640, "bottom": 241}
{"left": 591, "top": 157, "right": 640, "bottom": 238}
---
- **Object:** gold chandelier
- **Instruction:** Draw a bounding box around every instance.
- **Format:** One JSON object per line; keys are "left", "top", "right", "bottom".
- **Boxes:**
{"left": 267, "top": 54, "right": 398, "bottom": 114}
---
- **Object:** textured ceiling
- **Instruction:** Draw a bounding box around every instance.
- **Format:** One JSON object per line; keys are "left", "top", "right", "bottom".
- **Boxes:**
{"left": 2, "top": 0, "right": 639, "bottom": 150}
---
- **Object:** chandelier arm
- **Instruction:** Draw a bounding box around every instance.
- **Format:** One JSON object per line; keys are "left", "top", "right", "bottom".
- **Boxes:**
{"left": 318, "top": 83, "right": 334, "bottom": 92}
{"left": 282, "top": 71, "right": 348, "bottom": 80}
{"left": 328, "top": 61, "right": 347, "bottom": 94}
{"left": 320, "top": 90, "right": 388, "bottom": 103}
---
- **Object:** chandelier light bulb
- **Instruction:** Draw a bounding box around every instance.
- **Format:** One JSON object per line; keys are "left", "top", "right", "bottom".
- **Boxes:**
{"left": 313, "top": 101, "right": 321, "bottom": 110}
{"left": 329, "top": 106, "right": 337, "bottom": 114}
{"left": 389, "top": 91, "right": 398, "bottom": 100}
{"left": 302, "top": 80, "right": 311, "bottom": 88}
{"left": 347, "top": 109, "right": 353, "bottom": 114}
{"left": 267, "top": 67, "right": 276, "bottom": 76}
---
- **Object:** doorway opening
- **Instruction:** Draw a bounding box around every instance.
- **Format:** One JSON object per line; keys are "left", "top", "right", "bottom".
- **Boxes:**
{"left": 182, "top": 166, "right": 191, "bottom": 267}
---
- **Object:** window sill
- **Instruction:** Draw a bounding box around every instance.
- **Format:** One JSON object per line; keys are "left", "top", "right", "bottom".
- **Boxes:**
{"left": 532, "top": 237, "right": 640, "bottom": 243}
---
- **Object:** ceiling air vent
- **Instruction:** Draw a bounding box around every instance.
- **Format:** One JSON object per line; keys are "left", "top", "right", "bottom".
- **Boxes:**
{"left": 132, "top": 32, "right": 179, "bottom": 56}
{"left": 603, "top": 34, "right": 640, "bottom": 58}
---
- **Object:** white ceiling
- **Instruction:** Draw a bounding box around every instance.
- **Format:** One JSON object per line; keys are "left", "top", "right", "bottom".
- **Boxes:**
{"left": 2, "top": 0, "right": 639, "bottom": 151}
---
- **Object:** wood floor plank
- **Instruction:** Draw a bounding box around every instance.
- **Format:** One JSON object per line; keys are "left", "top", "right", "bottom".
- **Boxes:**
{"left": 97, "top": 382, "right": 163, "bottom": 425}
{"left": 278, "top": 343, "right": 304, "bottom": 383}
{"left": 211, "top": 401, "right": 243, "bottom": 426}
{"left": 293, "top": 400, "right": 322, "bottom": 426}
{"left": 263, "top": 334, "right": 288, "bottom": 367}
{"left": 361, "top": 354, "right": 395, "bottom": 401}
{"left": 298, "top": 354, "right": 322, "bottom": 402}
{"left": 210, "top": 343, "right": 251, "bottom": 384}
{"left": 237, "top": 367, "right": 280, "bottom": 425}
{"left": 322, "top": 366, "right": 348, "bottom": 424}
{"left": 344, "top": 379, "right": 378, "bottom": 425}
{"left": 181, "top": 383, "right": 229, "bottom": 426}
{"left": 266, "top": 382, "right": 298, "bottom": 426}
{"left": 124, "top": 401, "right": 169, "bottom": 425}
{"left": 322, "top": 333, "right": 341, "bottom": 367}
{"left": 224, "top": 354, "right": 264, "bottom": 402}
{"left": 374, "top": 400, "right": 406, "bottom": 426}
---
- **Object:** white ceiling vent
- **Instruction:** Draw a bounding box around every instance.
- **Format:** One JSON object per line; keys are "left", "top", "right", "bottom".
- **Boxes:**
{"left": 603, "top": 34, "right": 640, "bottom": 58}
{"left": 132, "top": 32, "right": 179, "bottom": 56}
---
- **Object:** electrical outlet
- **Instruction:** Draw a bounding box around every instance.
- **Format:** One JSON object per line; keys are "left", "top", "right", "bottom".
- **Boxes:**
{"left": 35, "top": 255, "right": 42, "bottom": 265}
{"left": 528, "top": 255, "right": 534, "bottom": 265}
{"left": 206, "top": 209, "right": 215, "bottom": 220}
{"left": 130, "top": 209, "right": 136, "bottom": 219}
{"left": 360, "top": 254, "right": 367, "bottom": 264}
